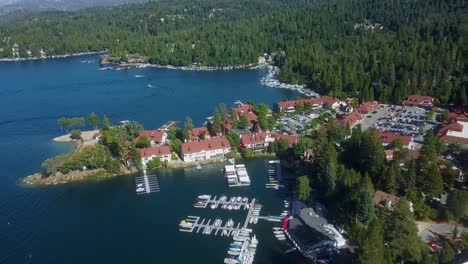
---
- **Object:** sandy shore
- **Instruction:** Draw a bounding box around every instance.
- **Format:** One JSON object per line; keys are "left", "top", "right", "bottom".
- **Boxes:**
{"left": 53, "top": 129, "right": 99, "bottom": 142}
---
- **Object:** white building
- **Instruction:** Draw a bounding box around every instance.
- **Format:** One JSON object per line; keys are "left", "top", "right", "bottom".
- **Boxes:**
{"left": 138, "top": 146, "right": 172, "bottom": 167}
{"left": 180, "top": 138, "right": 231, "bottom": 162}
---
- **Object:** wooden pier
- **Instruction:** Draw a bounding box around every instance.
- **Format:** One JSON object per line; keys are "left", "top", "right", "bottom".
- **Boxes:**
{"left": 194, "top": 195, "right": 253, "bottom": 210}
{"left": 135, "top": 170, "right": 160, "bottom": 195}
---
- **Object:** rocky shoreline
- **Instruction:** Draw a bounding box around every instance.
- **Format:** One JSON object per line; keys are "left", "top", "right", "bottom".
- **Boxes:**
{"left": 260, "top": 65, "right": 319, "bottom": 98}
{"left": 0, "top": 51, "right": 106, "bottom": 62}
{"left": 21, "top": 167, "right": 137, "bottom": 186}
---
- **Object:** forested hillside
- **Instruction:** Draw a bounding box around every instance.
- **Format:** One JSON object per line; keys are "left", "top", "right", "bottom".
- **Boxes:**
{"left": 0, "top": 0, "right": 467, "bottom": 104}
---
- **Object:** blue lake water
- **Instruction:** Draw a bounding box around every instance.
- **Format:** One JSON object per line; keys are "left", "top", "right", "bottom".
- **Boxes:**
{"left": 0, "top": 56, "right": 305, "bottom": 263}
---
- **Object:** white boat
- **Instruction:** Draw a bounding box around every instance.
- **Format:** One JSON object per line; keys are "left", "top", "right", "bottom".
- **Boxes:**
{"left": 230, "top": 197, "right": 236, "bottom": 202}
{"left": 136, "top": 187, "right": 145, "bottom": 192}
{"left": 222, "top": 230, "right": 228, "bottom": 236}
{"left": 251, "top": 235, "right": 258, "bottom": 244}
{"left": 273, "top": 227, "right": 282, "bottom": 230}
{"left": 210, "top": 203, "right": 217, "bottom": 209}
{"left": 275, "top": 235, "right": 286, "bottom": 239}
{"left": 220, "top": 196, "right": 227, "bottom": 202}
{"left": 196, "top": 163, "right": 202, "bottom": 170}
{"left": 222, "top": 204, "right": 228, "bottom": 210}
{"left": 236, "top": 196, "right": 242, "bottom": 202}
{"left": 137, "top": 183, "right": 143, "bottom": 187}
{"left": 146, "top": 84, "right": 154, "bottom": 88}
{"left": 198, "top": 195, "right": 211, "bottom": 199}
{"left": 224, "top": 258, "right": 239, "bottom": 264}
{"left": 226, "top": 219, "right": 234, "bottom": 228}
{"left": 135, "top": 75, "right": 144, "bottom": 78}
{"left": 227, "top": 250, "right": 240, "bottom": 256}
{"left": 233, "top": 241, "right": 243, "bottom": 245}
{"left": 228, "top": 204, "right": 233, "bottom": 210}
{"left": 274, "top": 231, "right": 284, "bottom": 235}
{"left": 242, "top": 197, "right": 248, "bottom": 202}
{"left": 245, "top": 204, "right": 250, "bottom": 210}
{"left": 253, "top": 217, "right": 258, "bottom": 224}
{"left": 277, "top": 237, "right": 286, "bottom": 241}
{"left": 229, "top": 248, "right": 241, "bottom": 252}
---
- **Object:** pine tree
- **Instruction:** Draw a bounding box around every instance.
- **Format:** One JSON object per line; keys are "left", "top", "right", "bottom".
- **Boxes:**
{"left": 102, "top": 115, "right": 110, "bottom": 131}
{"left": 386, "top": 198, "right": 422, "bottom": 263}
{"left": 357, "top": 219, "right": 385, "bottom": 264}
{"left": 296, "top": 175, "right": 311, "bottom": 201}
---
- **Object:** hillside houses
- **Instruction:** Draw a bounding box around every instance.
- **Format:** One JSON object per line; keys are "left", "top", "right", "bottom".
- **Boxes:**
{"left": 376, "top": 131, "right": 414, "bottom": 150}
{"left": 438, "top": 108, "right": 468, "bottom": 145}
{"left": 275, "top": 96, "right": 342, "bottom": 113}
{"left": 240, "top": 132, "right": 298, "bottom": 151}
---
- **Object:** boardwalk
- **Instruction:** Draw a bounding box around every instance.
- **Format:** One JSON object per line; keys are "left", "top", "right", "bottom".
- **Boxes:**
{"left": 135, "top": 170, "right": 160, "bottom": 195}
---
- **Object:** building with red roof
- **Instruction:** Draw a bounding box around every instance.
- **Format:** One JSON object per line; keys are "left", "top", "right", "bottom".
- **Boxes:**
{"left": 376, "top": 131, "right": 414, "bottom": 149}
{"left": 240, "top": 132, "right": 298, "bottom": 150}
{"left": 336, "top": 111, "right": 362, "bottom": 129}
{"left": 355, "top": 101, "right": 378, "bottom": 113}
{"left": 188, "top": 127, "right": 210, "bottom": 141}
{"left": 275, "top": 96, "right": 342, "bottom": 113}
{"left": 438, "top": 121, "right": 468, "bottom": 145}
{"left": 240, "top": 132, "right": 276, "bottom": 150}
{"left": 180, "top": 137, "right": 231, "bottom": 162}
{"left": 402, "top": 95, "right": 435, "bottom": 108}
{"left": 138, "top": 146, "right": 172, "bottom": 166}
{"left": 134, "top": 130, "right": 167, "bottom": 146}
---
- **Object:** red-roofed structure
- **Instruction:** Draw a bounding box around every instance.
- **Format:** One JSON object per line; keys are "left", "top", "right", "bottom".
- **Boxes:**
{"left": 240, "top": 132, "right": 298, "bottom": 150}
{"left": 188, "top": 127, "right": 210, "bottom": 141}
{"left": 402, "top": 95, "right": 435, "bottom": 108}
{"left": 438, "top": 121, "right": 468, "bottom": 144}
{"left": 180, "top": 138, "right": 231, "bottom": 162}
{"left": 138, "top": 146, "right": 172, "bottom": 166}
{"left": 355, "top": 101, "right": 378, "bottom": 113}
{"left": 135, "top": 130, "right": 167, "bottom": 146}
{"left": 336, "top": 111, "right": 362, "bottom": 129}
{"left": 276, "top": 98, "right": 322, "bottom": 113}
{"left": 376, "top": 131, "right": 413, "bottom": 149}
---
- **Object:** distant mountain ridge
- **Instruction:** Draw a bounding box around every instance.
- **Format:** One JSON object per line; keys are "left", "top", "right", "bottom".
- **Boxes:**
{"left": 0, "top": 0, "right": 149, "bottom": 16}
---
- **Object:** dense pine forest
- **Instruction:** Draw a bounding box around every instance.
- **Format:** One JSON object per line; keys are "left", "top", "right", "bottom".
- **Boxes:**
{"left": 0, "top": 0, "right": 467, "bottom": 104}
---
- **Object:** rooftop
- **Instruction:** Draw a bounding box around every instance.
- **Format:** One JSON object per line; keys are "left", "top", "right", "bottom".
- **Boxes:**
{"left": 181, "top": 137, "right": 231, "bottom": 154}
{"left": 138, "top": 146, "right": 171, "bottom": 158}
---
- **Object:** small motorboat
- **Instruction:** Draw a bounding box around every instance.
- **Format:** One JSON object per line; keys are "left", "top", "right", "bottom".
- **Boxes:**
{"left": 210, "top": 203, "right": 217, "bottom": 209}
{"left": 274, "top": 231, "right": 284, "bottom": 235}
{"left": 136, "top": 187, "right": 145, "bottom": 192}
{"left": 273, "top": 227, "right": 282, "bottom": 230}
{"left": 236, "top": 196, "right": 242, "bottom": 202}
{"left": 228, "top": 204, "right": 233, "bottom": 210}
{"left": 227, "top": 250, "right": 240, "bottom": 256}
{"left": 229, "top": 248, "right": 241, "bottom": 252}
{"left": 277, "top": 237, "right": 286, "bottom": 241}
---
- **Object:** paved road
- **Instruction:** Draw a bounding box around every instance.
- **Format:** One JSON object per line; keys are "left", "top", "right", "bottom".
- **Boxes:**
{"left": 417, "top": 221, "right": 467, "bottom": 242}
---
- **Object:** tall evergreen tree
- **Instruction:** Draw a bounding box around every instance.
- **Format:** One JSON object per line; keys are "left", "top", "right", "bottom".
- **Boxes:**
{"left": 357, "top": 219, "right": 386, "bottom": 264}
{"left": 385, "top": 198, "right": 422, "bottom": 263}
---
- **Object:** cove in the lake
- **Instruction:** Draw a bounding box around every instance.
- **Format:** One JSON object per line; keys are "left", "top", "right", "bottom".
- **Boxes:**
{"left": 0, "top": 55, "right": 305, "bottom": 263}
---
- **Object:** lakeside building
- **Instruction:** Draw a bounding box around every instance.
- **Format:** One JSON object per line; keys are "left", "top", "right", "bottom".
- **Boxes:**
{"left": 235, "top": 104, "right": 258, "bottom": 128}
{"left": 135, "top": 130, "right": 167, "bottom": 146}
{"left": 138, "top": 146, "right": 172, "bottom": 166}
{"left": 402, "top": 95, "right": 435, "bottom": 108}
{"left": 240, "top": 133, "right": 298, "bottom": 151}
{"left": 287, "top": 201, "right": 346, "bottom": 260}
{"left": 188, "top": 127, "right": 210, "bottom": 141}
{"left": 376, "top": 131, "right": 414, "bottom": 150}
{"left": 180, "top": 137, "right": 231, "bottom": 162}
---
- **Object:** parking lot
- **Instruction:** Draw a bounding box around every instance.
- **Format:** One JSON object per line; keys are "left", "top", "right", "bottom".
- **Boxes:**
{"left": 359, "top": 104, "right": 440, "bottom": 144}
{"left": 275, "top": 110, "right": 330, "bottom": 135}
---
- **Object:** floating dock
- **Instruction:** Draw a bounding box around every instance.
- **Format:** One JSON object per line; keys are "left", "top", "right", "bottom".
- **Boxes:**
{"left": 135, "top": 170, "right": 160, "bottom": 195}
{"left": 266, "top": 160, "right": 282, "bottom": 189}
{"left": 224, "top": 164, "right": 251, "bottom": 187}
{"left": 193, "top": 195, "right": 253, "bottom": 210}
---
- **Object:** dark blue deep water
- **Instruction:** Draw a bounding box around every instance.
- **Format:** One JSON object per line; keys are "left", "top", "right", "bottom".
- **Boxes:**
{"left": 0, "top": 56, "right": 305, "bottom": 263}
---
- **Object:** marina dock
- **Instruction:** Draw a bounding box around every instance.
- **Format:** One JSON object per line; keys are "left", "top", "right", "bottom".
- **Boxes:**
{"left": 179, "top": 194, "right": 261, "bottom": 264}
{"left": 266, "top": 160, "right": 282, "bottom": 189}
{"left": 135, "top": 170, "right": 160, "bottom": 195}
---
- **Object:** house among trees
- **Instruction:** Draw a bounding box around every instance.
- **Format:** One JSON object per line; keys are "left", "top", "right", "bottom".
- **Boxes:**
{"left": 134, "top": 130, "right": 167, "bottom": 146}
{"left": 384, "top": 148, "right": 400, "bottom": 162}
{"left": 138, "top": 146, "right": 172, "bottom": 166}
{"left": 402, "top": 95, "right": 435, "bottom": 108}
{"left": 373, "top": 190, "right": 413, "bottom": 212}
{"left": 376, "top": 131, "right": 414, "bottom": 149}
{"left": 180, "top": 137, "right": 231, "bottom": 162}
{"left": 275, "top": 96, "right": 343, "bottom": 113}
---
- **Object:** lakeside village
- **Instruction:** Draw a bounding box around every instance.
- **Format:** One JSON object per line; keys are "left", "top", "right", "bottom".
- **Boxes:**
{"left": 22, "top": 91, "right": 468, "bottom": 263}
